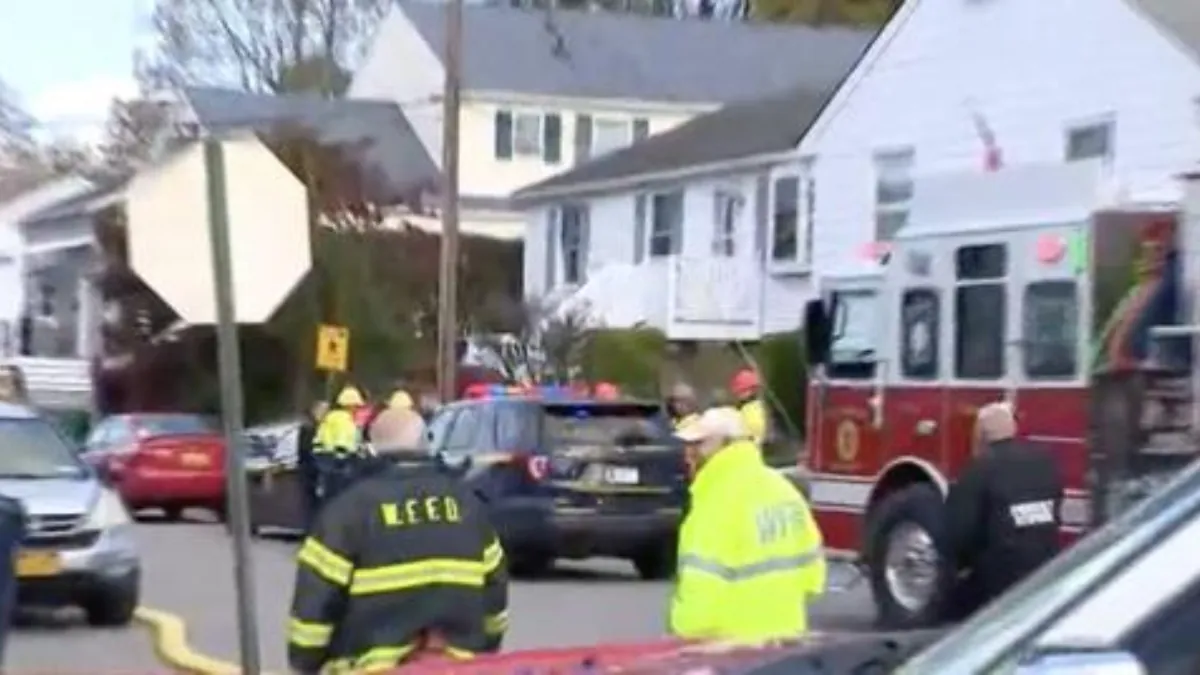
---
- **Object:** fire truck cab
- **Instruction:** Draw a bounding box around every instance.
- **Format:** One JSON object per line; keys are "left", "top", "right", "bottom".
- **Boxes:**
{"left": 802, "top": 161, "right": 1192, "bottom": 628}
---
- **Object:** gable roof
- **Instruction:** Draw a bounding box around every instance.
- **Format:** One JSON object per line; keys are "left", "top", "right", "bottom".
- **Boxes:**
{"left": 514, "top": 83, "right": 834, "bottom": 203}
{"left": 398, "top": 1, "right": 875, "bottom": 103}
{"left": 1129, "top": 0, "right": 1200, "bottom": 61}
{"left": 181, "top": 87, "right": 438, "bottom": 204}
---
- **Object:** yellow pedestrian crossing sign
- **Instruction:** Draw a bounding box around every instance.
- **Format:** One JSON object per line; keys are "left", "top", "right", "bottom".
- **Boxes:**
{"left": 316, "top": 324, "right": 350, "bottom": 372}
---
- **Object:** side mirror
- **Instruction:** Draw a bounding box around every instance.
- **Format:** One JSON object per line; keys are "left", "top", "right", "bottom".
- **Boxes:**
{"left": 1015, "top": 648, "right": 1146, "bottom": 675}
{"left": 804, "top": 299, "right": 832, "bottom": 365}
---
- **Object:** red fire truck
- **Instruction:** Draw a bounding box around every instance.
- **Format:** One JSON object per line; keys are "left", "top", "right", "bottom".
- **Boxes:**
{"left": 800, "top": 162, "right": 1197, "bottom": 628}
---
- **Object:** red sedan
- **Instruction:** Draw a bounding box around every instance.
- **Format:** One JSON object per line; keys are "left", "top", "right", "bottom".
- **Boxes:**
{"left": 83, "top": 413, "right": 226, "bottom": 521}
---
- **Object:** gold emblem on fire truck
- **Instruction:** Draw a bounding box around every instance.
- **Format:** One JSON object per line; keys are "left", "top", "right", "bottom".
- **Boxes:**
{"left": 835, "top": 419, "right": 859, "bottom": 462}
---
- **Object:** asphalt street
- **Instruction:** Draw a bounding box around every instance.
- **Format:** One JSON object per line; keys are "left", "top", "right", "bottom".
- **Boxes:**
{"left": 135, "top": 514, "right": 877, "bottom": 672}
{"left": 2, "top": 512, "right": 876, "bottom": 673}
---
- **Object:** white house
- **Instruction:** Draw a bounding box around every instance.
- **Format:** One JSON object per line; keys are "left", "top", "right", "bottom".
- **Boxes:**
{"left": 511, "top": 85, "right": 839, "bottom": 341}
{"left": 799, "top": 0, "right": 1200, "bottom": 269}
{"left": 0, "top": 175, "right": 107, "bottom": 409}
{"left": 348, "top": 0, "right": 873, "bottom": 240}
{"left": 516, "top": 0, "right": 1200, "bottom": 341}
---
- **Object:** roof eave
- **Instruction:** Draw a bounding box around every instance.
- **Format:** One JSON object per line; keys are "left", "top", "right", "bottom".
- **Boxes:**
{"left": 511, "top": 148, "right": 799, "bottom": 207}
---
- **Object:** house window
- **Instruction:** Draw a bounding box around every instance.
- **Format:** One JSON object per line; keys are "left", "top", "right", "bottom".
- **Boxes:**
{"left": 771, "top": 176, "right": 799, "bottom": 261}
{"left": 712, "top": 189, "right": 743, "bottom": 257}
{"left": 592, "top": 118, "right": 632, "bottom": 156}
{"left": 513, "top": 112, "right": 542, "bottom": 156}
{"left": 559, "top": 204, "right": 589, "bottom": 285}
{"left": 494, "top": 110, "right": 562, "bottom": 162}
{"left": 874, "top": 149, "right": 914, "bottom": 241}
{"left": 649, "top": 190, "right": 683, "bottom": 257}
{"left": 1065, "top": 120, "right": 1113, "bottom": 162}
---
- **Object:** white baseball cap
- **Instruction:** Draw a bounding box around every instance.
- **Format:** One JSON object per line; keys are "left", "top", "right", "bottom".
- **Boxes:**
{"left": 675, "top": 406, "right": 746, "bottom": 443}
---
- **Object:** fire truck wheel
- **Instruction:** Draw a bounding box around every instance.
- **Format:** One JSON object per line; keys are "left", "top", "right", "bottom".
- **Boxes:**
{"left": 865, "top": 483, "right": 950, "bottom": 629}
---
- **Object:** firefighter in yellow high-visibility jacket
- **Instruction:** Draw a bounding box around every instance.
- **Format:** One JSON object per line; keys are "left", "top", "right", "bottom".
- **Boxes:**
{"left": 669, "top": 407, "right": 826, "bottom": 642}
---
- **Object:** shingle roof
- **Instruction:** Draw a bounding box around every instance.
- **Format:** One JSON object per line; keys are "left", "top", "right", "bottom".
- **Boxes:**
{"left": 181, "top": 87, "right": 438, "bottom": 204}
{"left": 513, "top": 84, "right": 833, "bottom": 201}
{"left": 399, "top": 1, "right": 874, "bottom": 103}
{"left": 1131, "top": 0, "right": 1200, "bottom": 62}
{"left": 22, "top": 178, "right": 128, "bottom": 226}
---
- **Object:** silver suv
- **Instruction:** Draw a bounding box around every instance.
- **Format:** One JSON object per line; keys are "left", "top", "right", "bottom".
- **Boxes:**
{"left": 0, "top": 402, "right": 140, "bottom": 625}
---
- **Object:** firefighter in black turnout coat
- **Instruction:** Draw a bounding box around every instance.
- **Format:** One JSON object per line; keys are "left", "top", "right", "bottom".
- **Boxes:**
{"left": 943, "top": 402, "right": 1064, "bottom": 619}
{"left": 287, "top": 455, "right": 509, "bottom": 674}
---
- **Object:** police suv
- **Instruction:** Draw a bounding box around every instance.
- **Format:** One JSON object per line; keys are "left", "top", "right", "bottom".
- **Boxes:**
{"left": 427, "top": 388, "right": 686, "bottom": 579}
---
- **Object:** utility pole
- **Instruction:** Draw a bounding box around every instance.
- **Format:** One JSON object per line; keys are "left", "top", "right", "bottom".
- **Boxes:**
{"left": 436, "top": 0, "right": 464, "bottom": 402}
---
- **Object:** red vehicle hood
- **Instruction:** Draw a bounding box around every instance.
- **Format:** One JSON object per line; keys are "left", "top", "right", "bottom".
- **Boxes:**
{"left": 395, "top": 632, "right": 942, "bottom": 674}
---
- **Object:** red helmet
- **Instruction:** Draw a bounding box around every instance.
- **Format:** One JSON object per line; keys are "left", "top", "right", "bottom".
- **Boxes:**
{"left": 593, "top": 382, "right": 620, "bottom": 400}
{"left": 730, "top": 369, "right": 759, "bottom": 397}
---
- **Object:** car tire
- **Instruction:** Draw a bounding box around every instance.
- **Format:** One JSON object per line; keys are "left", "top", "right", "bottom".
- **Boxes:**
{"left": 508, "top": 554, "right": 554, "bottom": 579}
{"left": 865, "top": 483, "right": 952, "bottom": 629}
{"left": 161, "top": 506, "right": 183, "bottom": 522}
{"left": 633, "top": 543, "right": 677, "bottom": 581}
{"left": 83, "top": 576, "right": 140, "bottom": 627}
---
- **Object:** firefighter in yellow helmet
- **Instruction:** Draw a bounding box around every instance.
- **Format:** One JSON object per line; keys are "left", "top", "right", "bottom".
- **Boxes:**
{"left": 313, "top": 386, "right": 366, "bottom": 508}
{"left": 670, "top": 407, "right": 825, "bottom": 642}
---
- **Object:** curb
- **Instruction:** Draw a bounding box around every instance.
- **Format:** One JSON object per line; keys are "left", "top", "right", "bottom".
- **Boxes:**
{"left": 134, "top": 606, "right": 266, "bottom": 675}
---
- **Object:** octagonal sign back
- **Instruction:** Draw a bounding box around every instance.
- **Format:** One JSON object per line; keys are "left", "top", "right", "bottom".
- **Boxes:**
{"left": 125, "top": 136, "right": 311, "bottom": 325}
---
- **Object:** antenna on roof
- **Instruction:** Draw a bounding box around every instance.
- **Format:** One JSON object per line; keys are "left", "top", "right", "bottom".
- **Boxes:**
{"left": 541, "top": 6, "right": 571, "bottom": 61}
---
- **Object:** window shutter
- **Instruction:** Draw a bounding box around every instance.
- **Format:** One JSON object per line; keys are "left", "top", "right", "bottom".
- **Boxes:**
{"left": 494, "top": 111, "right": 513, "bottom": 159}
{"left": 633, "top": 195, "right": 647, "bottom": 263}
{"left": 633, "top": 118, "right": 650, "bottom": 141}
{"left": 670, "top": 192, "right": 684, "bottom": 255}
{"left": 754, "top": 175, "right": 769, "bottom": 260}
{"left": 544, "top": 209, "right": 558, "bottom": 289}
{"left": 543, "top": 113, "right": 562, "bottom": 163}
{"left": 574, "top": 114, "right": 593, "bottom": 164}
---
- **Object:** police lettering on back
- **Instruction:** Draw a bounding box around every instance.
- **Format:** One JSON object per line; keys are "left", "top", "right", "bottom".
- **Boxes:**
{"left": 1008, "top": 499, "right": 1056, "bottom": 528}
{"left": 380, "top": 496, "right": 461, "bottom": 527}
{"left": 755, "top": 503, "right": 805, "bottom": 546}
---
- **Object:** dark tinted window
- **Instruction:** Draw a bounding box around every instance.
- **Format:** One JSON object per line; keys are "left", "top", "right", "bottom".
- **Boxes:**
{"left": 1023, "top": 281, "right": 1079, "bottom": 379}
{"left": 956, "top": 244, "right": 1007, "bottom": 280}
{"left": 133, "top": 414, "right": 216, "bottom": 437}
{"left": 426, "top": 409, "right": 456, "bottom": 450}
{"left": 444, "top": 406, "right": 483, "bottom": 453}
{"left": 1126, "top": 578, "right": 1200, "bottom": 675}
{"left": 955, "top": 284, "right": 1006, "bottom": 379}
{"left": 542, "top": 404, "right": 670, "bottom": 448}
{"left": 0, "top": 418, "right": 86, "bottom": 478}
{"left": 495, "top": 404, "right": 536, "bottom": 449}
{"left": 901, "top": 288, "right": 939, "bottom": 380}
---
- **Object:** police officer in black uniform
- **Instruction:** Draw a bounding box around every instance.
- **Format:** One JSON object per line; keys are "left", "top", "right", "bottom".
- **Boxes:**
{"left": 287, "top": 449, "right": 509, "bottom": 674}
{"left": 943, "top": 402, "right": 1064, "bottom": 620}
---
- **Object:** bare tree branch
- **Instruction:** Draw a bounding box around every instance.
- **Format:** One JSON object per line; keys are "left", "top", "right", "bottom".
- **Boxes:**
{"left": 141, "top": 0, "right": 389, "bottom": 94}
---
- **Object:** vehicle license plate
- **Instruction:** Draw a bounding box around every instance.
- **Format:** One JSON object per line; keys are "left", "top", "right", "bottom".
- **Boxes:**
{"left": 16, "top": 551, "right": 62, "bottom": 578}
{"left": 181, "top": 452, "right": 210, "bottom": 467}
{"left": 603, "top": 466, "right": 639, "bottom": 485}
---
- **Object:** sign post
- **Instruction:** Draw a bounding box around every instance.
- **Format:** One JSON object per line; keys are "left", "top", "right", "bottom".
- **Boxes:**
{"left": 202, "top": 140, "right": 261, "bottom": 674}
{"left": 126, "top": 135, "right": 311, "bottom": 675}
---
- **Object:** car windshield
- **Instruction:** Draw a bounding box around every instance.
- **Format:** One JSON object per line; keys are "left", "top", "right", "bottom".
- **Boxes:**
{"left": 899, "top": 458, "right": 1200, "bottom": 673}
{"left": 542, "top": 404, "right": 671, "bottom": 448}
{"left": 133, "top": 414, "right": 216, "bottom": 437}
{"left": 0, "top": 418, "right": 88, "bottom": 479}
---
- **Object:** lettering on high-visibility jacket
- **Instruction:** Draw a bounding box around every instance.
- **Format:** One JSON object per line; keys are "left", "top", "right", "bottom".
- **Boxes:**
{"left": 754, "top": 502, "right": 804, "bottom": 546}
{"left": 1009, "top": 499, "right": 1056, "bottom": 528}
{"left": 380, "top": 496, "right": 461, "bottom": 527}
